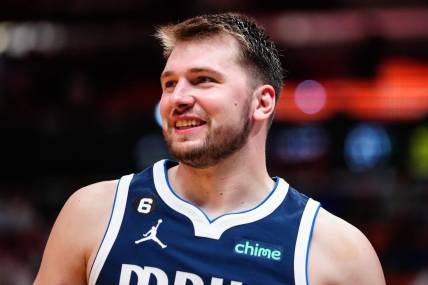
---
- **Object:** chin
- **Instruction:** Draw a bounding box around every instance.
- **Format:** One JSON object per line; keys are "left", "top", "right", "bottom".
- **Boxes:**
{"left": 168, "top": 141, "right": 202, "bottom": 157}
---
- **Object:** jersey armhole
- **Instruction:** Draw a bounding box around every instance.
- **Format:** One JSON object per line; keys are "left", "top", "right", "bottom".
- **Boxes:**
{"left": 87, "top": 174, "right": 133, "bottom": 285}
{"left": 294, "top": 198, "right": 321, "bottom": 285}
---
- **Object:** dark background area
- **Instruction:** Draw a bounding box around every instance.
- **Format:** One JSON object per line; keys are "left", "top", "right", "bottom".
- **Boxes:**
{"left": 0, "top": 0, "right": 428, "bottom": 284}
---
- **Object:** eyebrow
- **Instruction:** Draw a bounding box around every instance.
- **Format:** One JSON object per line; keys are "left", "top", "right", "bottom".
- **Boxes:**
{"left": 160, "top": 67, "right": 224, "bottom": 81}
{"left": 160, "top": 70, "right": 174, "bottom": 81}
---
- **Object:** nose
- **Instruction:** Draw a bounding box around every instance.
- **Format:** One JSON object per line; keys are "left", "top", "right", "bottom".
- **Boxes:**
{"left": 170, "top": 79, "right": 195, "bottom": 113}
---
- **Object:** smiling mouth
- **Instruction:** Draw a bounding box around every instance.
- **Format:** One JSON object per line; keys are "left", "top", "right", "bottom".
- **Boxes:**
{"left": 175, "top": 119, "right": 206, "bottom": 130}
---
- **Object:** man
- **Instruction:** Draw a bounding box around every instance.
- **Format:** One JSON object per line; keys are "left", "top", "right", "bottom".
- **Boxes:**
{"left": 34, "top": 13, "right": 385, "bottom": 285}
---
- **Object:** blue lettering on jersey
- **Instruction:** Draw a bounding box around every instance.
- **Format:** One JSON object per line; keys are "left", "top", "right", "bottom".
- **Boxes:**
{"left": 233, "top": 240, "right": 283, "bottom": 261}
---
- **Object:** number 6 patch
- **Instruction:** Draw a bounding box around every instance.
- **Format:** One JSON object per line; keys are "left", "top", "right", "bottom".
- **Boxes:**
{"left": 134, "top": 196, "right": 157, "bottom": 215}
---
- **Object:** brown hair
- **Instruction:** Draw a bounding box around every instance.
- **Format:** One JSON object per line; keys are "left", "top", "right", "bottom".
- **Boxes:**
{"left": 156, "top": 13, "right": 284, "bottom": 103}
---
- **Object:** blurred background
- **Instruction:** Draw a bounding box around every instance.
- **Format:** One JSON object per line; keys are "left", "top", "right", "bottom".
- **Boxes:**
{"left": 1, "top": 0, "right": 428, "bottom": 284}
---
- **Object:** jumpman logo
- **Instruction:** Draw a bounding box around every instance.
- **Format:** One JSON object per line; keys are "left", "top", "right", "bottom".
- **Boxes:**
{"left": 135, "top": 219, "right": 167, "bottom": 249}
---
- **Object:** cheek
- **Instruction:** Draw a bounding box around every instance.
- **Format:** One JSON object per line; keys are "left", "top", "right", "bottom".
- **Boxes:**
{"left": 207, "top": 97, "right": 244, "bottom": 122}
{"left": 159, "top": 96, "right": 170, "bottom": 126}
{"left": 199, "top": 91, "right": 240, "bottom": 113}
{"left": 159, "top": 95, "right": 169, "bottom": 114}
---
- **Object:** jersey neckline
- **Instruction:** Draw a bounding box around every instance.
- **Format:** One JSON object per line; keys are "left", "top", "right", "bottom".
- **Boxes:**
{"left": 152, "top": 159, "right": 289, "bottom": 239}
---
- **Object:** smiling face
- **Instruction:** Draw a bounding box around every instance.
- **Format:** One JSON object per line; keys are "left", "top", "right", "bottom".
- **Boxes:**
{"left": 159, "top": 34, "right": 254, "bottom": 168}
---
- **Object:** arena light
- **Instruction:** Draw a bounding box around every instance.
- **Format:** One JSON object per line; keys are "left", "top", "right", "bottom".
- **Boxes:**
{"left": 154, "top": 101, "right": 162, "bottom": 128}
{"left": 276, "top": 83, "right": 335, "bottom": 123}
{"left": 294, "top": 80, "right": 326, "bottom": 115}
{"left": 0, "top": 22, "right": 65, "bottom": 57}
{"left": 0, "top": 24, "right": 9, "bottom": 54}
{"left": 409, "top": 126, "right": 428, "bottom": 179}
{"left": 271, "top": 125, "right": 329, "bottom": 163}
{"left": 263, "top": 7, "right": 428, "bottom": 47}
{"left": 275, "top": 59, "right": 428, "bottom": 123}
{"left": 6, "top": 23, "right": 37, "bottom": 57}
{"left": 344, "top": 124, "right": 392, "bottom": 172}
{"left": 33, "top": 22, "right": 65, "bottom": 52}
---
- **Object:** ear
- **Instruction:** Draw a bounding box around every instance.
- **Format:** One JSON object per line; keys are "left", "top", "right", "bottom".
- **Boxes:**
{"left": 252, "top": 85, "right": 276, "bottom": 122}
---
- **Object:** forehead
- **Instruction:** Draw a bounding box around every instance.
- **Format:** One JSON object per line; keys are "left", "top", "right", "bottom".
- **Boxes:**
{"left": 161, "top": 34, "right": 245, "bottom": 76}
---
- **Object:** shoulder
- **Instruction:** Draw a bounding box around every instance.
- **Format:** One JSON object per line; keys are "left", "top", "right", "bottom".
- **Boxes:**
{"left": 52, "top": 179, "right": 119, "bottom": 245}
{"left": 59, "top": 180, "right": 120, "bottom": 272}
{"left": 65, "top": 180, "right": 118, "bottom": 221}
{"left": 58, "top": 180, "right": 118, "bottom": 247}
{"left": 34, "top": 179, "right": 118, "bottom": 285}
{"left": 307, "top": 208, "right": 385, "bottom": 285}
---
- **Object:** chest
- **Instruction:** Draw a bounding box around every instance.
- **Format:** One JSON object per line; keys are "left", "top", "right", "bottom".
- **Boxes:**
{"left": 97, "top": 193, "right": 298, "bottom": 285}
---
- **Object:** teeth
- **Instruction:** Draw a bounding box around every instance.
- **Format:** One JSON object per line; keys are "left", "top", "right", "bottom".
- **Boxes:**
{"left": 176, "top": 119, "right": 203, "bottom": 128}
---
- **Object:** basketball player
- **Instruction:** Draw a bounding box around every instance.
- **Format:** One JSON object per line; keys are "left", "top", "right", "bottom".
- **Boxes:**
{"left": 34, "top": 13, "right": 385, "bottom": 284}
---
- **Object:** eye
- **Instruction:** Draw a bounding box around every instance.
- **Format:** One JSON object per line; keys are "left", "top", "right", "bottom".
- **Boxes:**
{"left": 194, "top": 76, "right": 215, "bottom": 85}
{"left": 163, "top": 80, "right": 177, "bottom": 91}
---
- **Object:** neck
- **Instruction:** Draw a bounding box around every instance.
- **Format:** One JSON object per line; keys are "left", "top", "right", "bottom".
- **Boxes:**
{"left": 167, "top": 143, "right": 274, "bottom": 219}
